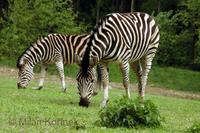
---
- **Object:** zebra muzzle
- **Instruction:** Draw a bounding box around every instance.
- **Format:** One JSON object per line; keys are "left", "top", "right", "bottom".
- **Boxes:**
{"left": 17, "top": 83, "right": 26, "bottom": 89}
{"left": 79, "top": 97, "right": 90, "bottom": 107}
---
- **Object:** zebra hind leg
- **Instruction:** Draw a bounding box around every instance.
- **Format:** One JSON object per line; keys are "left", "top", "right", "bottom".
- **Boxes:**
{"left": 130, "top": 61, "right": 143, "bottom": 97}
{"left": 120, "top": 62, "right": 131, "bottom": 99}
{"left": 55, "top": 61, "right": 66, "bottom": 92}
{"left": 33, "top": 63, "right": 47, "bottom": 90}
{"left": 139, "top": 54, "right": 155, "bottom": 98}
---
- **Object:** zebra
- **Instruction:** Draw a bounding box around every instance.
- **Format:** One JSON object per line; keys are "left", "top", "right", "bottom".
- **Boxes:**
{"left": 17, "top": 33, "right": 94, "bottom": 92}
{"left": 76, "top": 12, "right": 160, "bottom": 107}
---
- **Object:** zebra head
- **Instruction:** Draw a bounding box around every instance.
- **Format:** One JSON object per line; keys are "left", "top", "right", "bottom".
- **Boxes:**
{"left": 76, "top": 67, "right": 97, "bottom": 107}
{"left": 17, "top": 57, "right": 34, "bottom": 89}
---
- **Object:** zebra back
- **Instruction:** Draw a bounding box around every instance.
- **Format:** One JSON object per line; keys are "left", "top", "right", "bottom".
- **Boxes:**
{"left": 81, "top": 12, "right": 160, "bottom": 75}
{"left": 17, "top": 34, "right": 90, "bottom": 68}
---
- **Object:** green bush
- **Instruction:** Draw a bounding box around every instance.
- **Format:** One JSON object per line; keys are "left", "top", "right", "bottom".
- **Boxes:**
{"left": 187, "top": 122, "right": 200, "bottom": 133}
{"left": 155, "top": 11, "right": 193, "bottom": 66}
{"left": 70, "top": 119, "right": 86, "bottom": 130}
{"left": 98, "top": 98, "right": 163, "bottom": 128}
{"left": 154, "top": 0, "right": 200, "bottom": 66}
{"left": 0, "top": 0, "right": 85, "bottom": 59}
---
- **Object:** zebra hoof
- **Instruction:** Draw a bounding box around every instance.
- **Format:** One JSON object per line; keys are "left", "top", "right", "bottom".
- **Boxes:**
{"left": 32, "top": 86, "right": 43, "bottom": 90}
{"left": 101, "top": 99, "right": 109, "bottom": 108}
{"left": 62, "top": 88, "right": 67, "bottom": 93}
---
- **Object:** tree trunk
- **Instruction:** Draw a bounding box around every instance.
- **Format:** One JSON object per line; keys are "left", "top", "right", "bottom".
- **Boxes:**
{"left": 190, "top": 25, "right": 197, "bottom": 65}
{"left": 73, "top": 0, "right": 80, "bottom": 13}
{"left": 96, "top": 0, "right": 100, "bottom": 25}
{"left": 131, "top": 0, "right": 135, "bottom": 12}
{"left": 120, "top": 0, "right": 125, "bottom": 12}
{"left": 116, "top": 0, "right": 120, "bottom": 11}
{"left": 157, "top": 0, "right": 161, "bottom": 13}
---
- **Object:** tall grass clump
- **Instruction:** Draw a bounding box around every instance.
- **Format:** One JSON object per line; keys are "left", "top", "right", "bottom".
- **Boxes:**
{"left": 187, "top": 122, "right": 200, "bottom": 133}
{"left": 98, "top": 98, "right": 163, "bottom": 128}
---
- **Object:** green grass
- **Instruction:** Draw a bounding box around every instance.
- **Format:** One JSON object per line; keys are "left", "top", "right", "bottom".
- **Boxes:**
{"left": 109, "top": 64, "right": 200, "bottom": 92}
{"left": 149, "top": 66, "right": 200, "bottom": 92}
{"left": 0, "top": 75, "right": 200, "bottom": 132}
{"left": 0, "top": 57, "right": 17, "bottom": 67}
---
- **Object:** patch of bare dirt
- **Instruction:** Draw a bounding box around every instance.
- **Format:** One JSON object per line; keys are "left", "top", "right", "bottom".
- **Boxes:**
{"left": 1, "top": 66, "right": 200, "bottom": 100}
{"left": 110, "top": 82, "right": 200, "bottom": 100}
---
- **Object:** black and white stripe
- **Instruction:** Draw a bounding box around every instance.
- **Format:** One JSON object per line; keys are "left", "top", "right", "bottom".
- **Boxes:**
{"left": 17, "top": 34, "right": 90, "bottom": 92}
{"left": 77, "top": 12, "right": 160, "bottom": 107}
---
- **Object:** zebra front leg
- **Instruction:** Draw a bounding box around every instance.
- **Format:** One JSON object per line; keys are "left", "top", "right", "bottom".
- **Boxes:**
{"left": 101, "top": 64, "right": 109, "bottom": 107}
{"left": 55, "top": 61, "right": 66, "bottom": 92}
{"left": 120, "top": 62, "right": 131, "bottom": 99}
{"left": 33, "top": 63, "right": 47, "bottom": 90}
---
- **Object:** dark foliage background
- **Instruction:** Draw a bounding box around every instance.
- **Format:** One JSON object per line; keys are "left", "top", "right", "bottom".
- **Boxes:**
{"left": 0, "top": 0, "right": 199, "bottom": 70}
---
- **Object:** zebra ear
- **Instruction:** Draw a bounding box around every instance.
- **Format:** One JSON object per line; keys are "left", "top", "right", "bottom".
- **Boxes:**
{"left": 75, "top": 54, "right": 82, "bottom": 66}
{"left": 17, "top": 58, "right": 27, "bottom": 69}
{"left": 19, "top": 58, "right": 25, "bottom": 66}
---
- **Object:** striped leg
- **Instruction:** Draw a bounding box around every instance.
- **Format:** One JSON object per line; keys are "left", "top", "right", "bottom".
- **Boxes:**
{"left": 130, "top": 61, "right": 143, "bottom": 96}
{"left": 93, "top": 65, "right": 101, "bottom": 96}
{"left": 120, "top": 62, "right": 131, "bottom": 99}
{"left": 101, "top": 63, "right": 109, "bottom": 107}
{"left": 94, "top": 64, "right": 110, "bottom": 95}
{"left": 33, "top": 63, "right": 47, "bottom": 90}
{"left": 137, "top": 54, "right": 155, "bottom": 98}
{"left": 36, "top": 63, "right": 48, "bottom": 90}
{"left": 55, "top": 61, "right": 66, "bottom": 92}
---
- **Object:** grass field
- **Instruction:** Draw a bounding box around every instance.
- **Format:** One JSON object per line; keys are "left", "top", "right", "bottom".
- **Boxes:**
{"left": 0, "top": 74, "right": 200, "bottom": 132}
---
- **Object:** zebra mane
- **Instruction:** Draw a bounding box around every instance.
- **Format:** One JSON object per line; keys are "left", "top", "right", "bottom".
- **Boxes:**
{"left": 16, "top": 35, "right": 47, "bottom": 69}
{"left": 16, "top": 47, "right": 30, "bottom": 68}
{"left": 16, "top": 37, "right": 43, "bottom": 68}
{"left": 81, "top": 16, "right": 108, "bottom": 76}
{"left": 81, "top": 33, "right": 95, "bottom": 76}
{"left": 16, "top": 56, "right": 22, "bottom": 68}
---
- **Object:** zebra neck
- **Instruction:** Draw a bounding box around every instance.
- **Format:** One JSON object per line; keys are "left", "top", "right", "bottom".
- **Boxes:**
{"left": 90, "top": 37, "right": 108, "bottom": 62}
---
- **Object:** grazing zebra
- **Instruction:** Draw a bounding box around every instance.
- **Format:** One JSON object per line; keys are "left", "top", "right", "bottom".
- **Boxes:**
{"left": 17, "top": 34, "right": 92, "bottom": 92}
{"left": 76, "top": 12, "right": 160, "bottom": 107}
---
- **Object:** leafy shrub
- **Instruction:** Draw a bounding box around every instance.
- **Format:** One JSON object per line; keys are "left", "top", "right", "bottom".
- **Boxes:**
{"left": 154, "top": 0, "right": 200, "bottom": 67}
{"left": 0, "top": 0, "right": 85, "bottom": 59}
{"left": 71, "top": 119, "right": 86, "bottom": 130}
{"left": 98, "top": 98, "right": 163, "bottom": 128}
{"left": 154, "top": 11, "right": 193, "bottom": 66}
{"left": 187, "top": 122, "right": 200, "bottom": 133}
